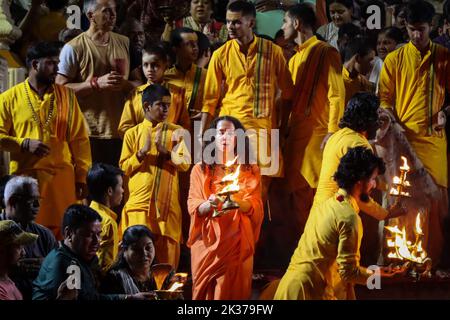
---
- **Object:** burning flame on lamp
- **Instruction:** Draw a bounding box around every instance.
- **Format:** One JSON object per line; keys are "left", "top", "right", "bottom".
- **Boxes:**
{"left": 390, "top": 156, "right": 411, "bottom": 197}
{"left": 219, "top": 165, "right": 241, "bottom": 194}
{"left": 385, "top": 212, "right": 427, "bottom": 264}
{"left": 400, "top": 156, "right": 410, "bottom": 171}
{"left": 212, "top": 156, "right": 241, "bottom": 217}
{"left": 167, "top": 282, "right": 184, "bottom": 292}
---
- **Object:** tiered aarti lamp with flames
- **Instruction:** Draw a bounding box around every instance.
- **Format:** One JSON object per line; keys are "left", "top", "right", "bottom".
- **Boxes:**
{"left": 212, "top": 158, "right": 241, "bottom": 218}
{"left": 386, "top": 156, "right": 432, "bottom": 279}
{"left": 152, "top": 263, "right": 188, "bottom": 300}
{"left": 389, "top": 156, "right": 411, "bottom": 199}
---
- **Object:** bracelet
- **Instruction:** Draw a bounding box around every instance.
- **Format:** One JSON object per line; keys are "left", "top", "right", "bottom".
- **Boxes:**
{"left": 90, "top": 76, "right": 100, "bottom": 91}
{"left": 21, "top": 138, "right": 30, "bottom": 152}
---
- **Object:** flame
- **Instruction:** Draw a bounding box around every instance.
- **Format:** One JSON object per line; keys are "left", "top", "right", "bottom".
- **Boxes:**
{"left": 388, "top": 252, "right": 398, "bottom": 259}
{"left": 400, "top": 156, "right": 410, "bottom": 171}
{"left": 390, "top": 188, "right": 399, "bottom": 195}
{"left": 385, "top": 213, "right": 427, "bottom": 264}
{"left": 390, "top": 156, "right": 412, "bottom": 197}
{"left": 417, "top": 241, "right": 423, "bottom": 252}
{"left": 219, "top": 165, "right": 241, "bottom": 195}
{"left": 393, "top": 176, "right": 402, "bottom": 184}
{"left": 224, "top": 156, "right": 238, "bottom": 167}
{"left": 415, "top": 212, "right": 423, "bottom": 235}
{"left": 385, "top": 225, "right": 403, "bottom": 234}
{"left": 221, "top": 164, "right": 241, "bottom": 183}
{"left": 168, "top": 282, "right": 184, "bottom": 292}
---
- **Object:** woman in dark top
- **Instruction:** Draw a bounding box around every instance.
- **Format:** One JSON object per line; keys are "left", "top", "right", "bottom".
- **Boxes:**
{"left": 101, "top": 225, "right": 166, "bottom": 295}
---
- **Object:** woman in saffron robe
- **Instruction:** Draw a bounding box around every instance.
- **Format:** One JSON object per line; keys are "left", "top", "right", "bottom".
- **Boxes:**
{"left": 187, "top": 116, "right": 263, "bottom": 300}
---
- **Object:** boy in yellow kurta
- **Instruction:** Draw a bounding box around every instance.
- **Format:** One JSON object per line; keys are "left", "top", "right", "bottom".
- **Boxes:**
{"left": 164, "top": 28, "right": 207, "bottom": 118}
{"left": 281, "top": 4, "right": 345, "bottom": 233}
{"left": 341, "top": 37, "right": 375, "bottom": 106}
{"left": 0, "top": 42, "right": 91, "bottom": 239}
{"left": 275, "top": 147, "right": 402, "bottom": 300}
{"left": 118, "top": 44, "right": 190, "bottom": 138}
{"left": 378, "top": 0, "right": 450, "bottom": 266}
{"left": 200, "top": 1, "right": 293, "bottom": 192}
{"left": 87, "top": 163, "right": 124, "bottom": 274}
{"left": 119, "top": 84, "right": 191, "bottom": 269}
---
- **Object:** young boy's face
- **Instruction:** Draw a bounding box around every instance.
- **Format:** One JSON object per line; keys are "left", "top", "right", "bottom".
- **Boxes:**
{"left": 142, "top": 52, "right": 167, "bottom": 84}
{"left": 145, "top": 95, "right": 171, "bottom": 122}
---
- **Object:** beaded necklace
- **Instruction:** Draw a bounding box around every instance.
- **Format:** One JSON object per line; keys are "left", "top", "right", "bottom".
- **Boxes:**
{"left": 24, "top": 81, "right": 55, "bottom": 135}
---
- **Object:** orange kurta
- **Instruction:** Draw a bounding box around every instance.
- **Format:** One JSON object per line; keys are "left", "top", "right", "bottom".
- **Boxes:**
{"left": 187, "top": 163, "right": 263, "bottom": 300}
{"left": 285, "top": 36, "right": 345, "bottom": 190}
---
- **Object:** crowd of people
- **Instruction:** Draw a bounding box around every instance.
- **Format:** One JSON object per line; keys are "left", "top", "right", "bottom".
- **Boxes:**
{"left": 1, "top": 0, "right": 450, "bottom": 300}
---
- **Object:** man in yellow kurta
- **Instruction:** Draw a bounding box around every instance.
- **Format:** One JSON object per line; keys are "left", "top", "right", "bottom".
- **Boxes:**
{"left": 120, "top": 84, "right": 190, "bottom": 269}
{"left": 313, "top": 93, "right": 407, "bottom": 300}
{"left": 341, "top": 37, "right": 375, "bottom": 106}
{"left": 281, "top": 4, "right": 345, "bottom": 233}
{"left": 87, "top": 163, "right": 124, "bottom": 273}
{"left": 275, "top": 147, "right": 400, "bottom": 300}
{"left": 200, "top": 1, "right": 293, "bottom": 197}
{"left": 314, "top": 92, "right": 398, "bottom": 220}
{"left": 0, "top": 42, "right": 91, "bottom": 239}
{"left": 378, "top": 0, "right": 450, "bottom": 266}
{"left": 164, "top": 28, "right": 207, "bottom": 118}
{"left": 118, "top": 44, "right": 190, "bottom": 137}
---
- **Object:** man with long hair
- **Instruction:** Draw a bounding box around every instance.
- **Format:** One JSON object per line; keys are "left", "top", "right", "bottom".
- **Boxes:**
{"left": 275, "top": 147, "right": 403, "bottom": 300}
